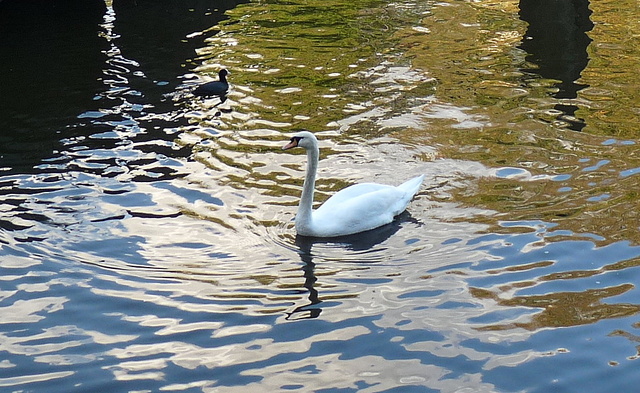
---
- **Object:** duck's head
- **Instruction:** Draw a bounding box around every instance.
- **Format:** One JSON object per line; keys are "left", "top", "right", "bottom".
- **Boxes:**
{"left": 219, "top": 69, "right": 229, "bottom": 78}
{"left": 282, "top": 131, "right": 317, "bottom": 150}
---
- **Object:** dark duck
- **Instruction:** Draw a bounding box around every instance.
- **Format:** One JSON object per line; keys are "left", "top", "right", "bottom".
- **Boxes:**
{"left": 193, "top": 69, "right": 230, "bottom": 104}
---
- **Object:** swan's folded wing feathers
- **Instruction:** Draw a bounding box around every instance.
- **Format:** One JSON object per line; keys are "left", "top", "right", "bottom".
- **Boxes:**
{"left": 312, "top": 186, "right": 407, "bottom": 236}
{"left": 317, "top": 183, "right": 393, "bottom": 211}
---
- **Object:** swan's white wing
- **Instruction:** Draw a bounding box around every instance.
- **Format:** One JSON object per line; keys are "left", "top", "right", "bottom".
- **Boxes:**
{"left": 317, "top": 183, "right": 394, "bottom": 212}
{"left": 311, "top": 185, "right": 410, "bottom": 237}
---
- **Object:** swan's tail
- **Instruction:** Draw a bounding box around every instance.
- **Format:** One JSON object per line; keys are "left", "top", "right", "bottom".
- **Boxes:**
{"left": 398, "top": 174, "right": 425, "bottom": 197}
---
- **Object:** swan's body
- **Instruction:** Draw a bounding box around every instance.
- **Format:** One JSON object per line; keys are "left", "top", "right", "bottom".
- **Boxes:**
{"left": 283, "top": 131, "right": 424, "bottom": 237}
{"left": 194, "top": 69, "right": 229, "bottom": 97}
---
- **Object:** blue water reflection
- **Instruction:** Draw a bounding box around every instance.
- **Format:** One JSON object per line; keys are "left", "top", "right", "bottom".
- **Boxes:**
{"left": 0, "top": 0, "right": 639, "bottom": 392}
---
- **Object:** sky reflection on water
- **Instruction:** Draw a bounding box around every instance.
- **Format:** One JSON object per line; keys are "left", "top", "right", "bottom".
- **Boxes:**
{"left": 1, "top": 0, "right": 640, "bottom": 392}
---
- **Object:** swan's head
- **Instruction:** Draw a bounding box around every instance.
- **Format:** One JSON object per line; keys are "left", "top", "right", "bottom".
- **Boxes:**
{"left": 282, "top": 131, "right": 317, "bottom": 151}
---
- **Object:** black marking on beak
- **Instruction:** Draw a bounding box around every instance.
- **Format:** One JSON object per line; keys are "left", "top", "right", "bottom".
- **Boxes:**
{"left": 283, "top": 136, "right": 303, "bottom": 150}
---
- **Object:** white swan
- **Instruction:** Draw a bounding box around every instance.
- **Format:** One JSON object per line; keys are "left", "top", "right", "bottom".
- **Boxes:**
{"left": 282, "top": 131, "right": 424, "bottom": 237}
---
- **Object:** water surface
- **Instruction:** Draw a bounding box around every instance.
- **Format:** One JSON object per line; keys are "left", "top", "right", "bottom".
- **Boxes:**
{"left": 1, "top": 0, "right": 639, "bottom": 392}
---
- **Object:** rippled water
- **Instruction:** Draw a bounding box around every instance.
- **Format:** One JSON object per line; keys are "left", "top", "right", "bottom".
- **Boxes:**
{"left": 1, "top": 0, "right": 640, "bottom": 392}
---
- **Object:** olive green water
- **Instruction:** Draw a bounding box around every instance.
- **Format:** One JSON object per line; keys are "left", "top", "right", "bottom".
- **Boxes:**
{"left": 1, "top": 0, "right": 639, "bottom": 392}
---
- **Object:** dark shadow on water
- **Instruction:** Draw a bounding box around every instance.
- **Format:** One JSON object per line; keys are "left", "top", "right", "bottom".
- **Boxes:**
{"left": 0, "top": 0, "right": 107, "bottom": 174}
{"left": 519, "top": 0, "right": 593, "bottom": 131}
{"left": 286, "top": 212, "right": 417, "bottom": 320}
{"left": 0, "top": 0, "right": 247, "bottom": 175}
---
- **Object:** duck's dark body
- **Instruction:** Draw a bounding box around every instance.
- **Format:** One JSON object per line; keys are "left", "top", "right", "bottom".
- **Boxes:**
{"left": 193, "top": 69, "right": 229, "bottom": 97}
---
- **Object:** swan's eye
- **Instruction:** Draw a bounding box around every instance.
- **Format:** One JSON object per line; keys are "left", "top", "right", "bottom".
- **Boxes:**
{"left": 291, "top": 136, "right": 303, "bottom": 145}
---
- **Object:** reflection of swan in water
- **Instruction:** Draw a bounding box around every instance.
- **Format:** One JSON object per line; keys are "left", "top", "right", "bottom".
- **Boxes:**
{"left": 296, "top": 210, "right": 417, "bottom": 252}
{"left": 282, "top": 131, "right": 424, "bottom": 238}
{"left": 285, "top": 246, "right": 321, "bottom": 321}
{"left": 285, "top": 214, "right": 416, "bottom": 320}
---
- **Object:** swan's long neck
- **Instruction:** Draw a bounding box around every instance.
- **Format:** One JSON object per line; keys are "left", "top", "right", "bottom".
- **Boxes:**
{"left": 296, "top": 144, "right": 319, "bottom": 230}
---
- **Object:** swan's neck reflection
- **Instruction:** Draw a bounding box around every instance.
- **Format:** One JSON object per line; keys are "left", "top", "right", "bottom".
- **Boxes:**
{"left": 285, "top": 237, "right": 321, "bottom": 320}
{"left": 285, "top": 217, "right": 411, "bottom": 320}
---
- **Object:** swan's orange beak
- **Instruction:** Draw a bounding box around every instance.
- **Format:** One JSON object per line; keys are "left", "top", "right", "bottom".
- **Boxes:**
{"left": 282, "top": 138, "right": 299, "bottom": 150}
